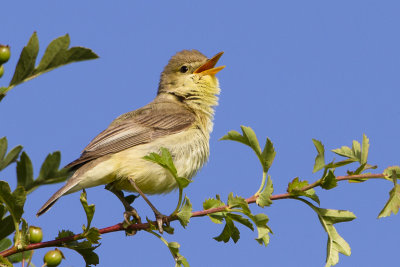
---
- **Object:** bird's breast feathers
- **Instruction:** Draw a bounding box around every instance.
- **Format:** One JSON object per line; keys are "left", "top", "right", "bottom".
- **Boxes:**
{"left": 68, "top": 127, "right": 210, "bottom": 195}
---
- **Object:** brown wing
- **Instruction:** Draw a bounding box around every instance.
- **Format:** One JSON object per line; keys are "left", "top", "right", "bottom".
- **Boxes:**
{"left": 65, "top": 99, "right": 195, "bottom": 170}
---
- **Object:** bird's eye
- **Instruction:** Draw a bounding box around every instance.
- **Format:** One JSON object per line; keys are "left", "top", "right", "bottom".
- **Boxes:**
{"left": 180, "top": 65, "right": 189, "bottom": 73}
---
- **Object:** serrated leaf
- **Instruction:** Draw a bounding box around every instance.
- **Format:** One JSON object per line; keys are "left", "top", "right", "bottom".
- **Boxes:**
{"left": 297, "top": 198, "right": 355, "bottom": 267}
{"left": 203, "top": 198, "right": 226, "bottom": 224}
{"left": 0, "top": 238, "right": 12, "bottom": 251}
{"left": 0, "top": 137, "right": 23, "bottom": 171}
{"left": 312, "top": 139, "right": 325, "bottom": 173}
{"left": 16, "top": 152, "right": 34, "bottom": 189}
{"left": 80, "top": 190, "right": 95, "bottom": 230}
{"left": 0, "top": 145, "right": 23, "bottom": 171}
{"left": 34, "top": 34, "right": 70, "bottom": 73}
{"left": 73, "top": 245, "right": 100, "bottom": 267}
{"left": 175, "top": 177, "right": 191, "bottom": 189}
{"left": 256, "top": 175, "right": 273, "bottom": 207}
{"left": 219, "top": 130, "right": 248, "bottom": 145}
{"left": 37, "top": 151, "right": 61, "bottom": 180}
{"left": 213, "top": 217, "right": 240, "bottom": 243}
{"left": 10, "top": 32, "right": 39, "bottom": 86}
{"left": 332, "top": 146, "right": 355, "bottom": 160}
{"left": 84, "top": 227, "right": 101, "bottom": 244}
{"left": 321, "top": 170, "right": 337, "bottom": 190}
{"left": 0, "top": 182, "right": 26, "bottom": 228}
{"left": 177, "top": 197, "right": 192, "bottom": 228}
{"left": 325, "top": 159, "right": 357, "bottom": 169}
{"left": 228, "top": 213, "right": 254, "bottom": 231}
{"left": 167, "top": 241, "right": 189, "bottom": 267}
{"left": 56, "top": 229, "right": 75, "bottom": 239}
{"left": 261, "top": 138, "right": 276, "bottom": 172}
{"left": 240, "top": 126, "right": 261, "bottom": 156}
{"left": 360, "top": 134, "right": 369, "bottom": 165}
{"left": 383, "top": 166, "right": 400, "bottom": 182}
{"left": 227, "top": 193, "right": 251, "bottom": 215}
{"left": 0, "top": 138, "right": 7, "bottom": 161}
{"left": 378, "top": 184, "right": 400, "bottom": 218}
{"left": 144, "top": 147, "right": 178, "bottom": 178}
{"left": 60, "top": 239, "right": 99, "bottom": 267}
{"left": 252, "top": 213, "right": 271, "bottom": 246}
{"left": 287, "top": 177, "right": 320, "bottom": 204}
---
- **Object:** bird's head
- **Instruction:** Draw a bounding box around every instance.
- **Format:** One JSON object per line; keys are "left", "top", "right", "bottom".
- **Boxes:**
{"left": 157, "top": 50, "right": 224, "bottom": 110}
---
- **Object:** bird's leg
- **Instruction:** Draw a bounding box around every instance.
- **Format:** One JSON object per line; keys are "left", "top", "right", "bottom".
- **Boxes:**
{"left": 105, "top": 183, "right": 141, "bottom": 225}
{"left": 128, "top": 178, "right": 167, "bottom": 233}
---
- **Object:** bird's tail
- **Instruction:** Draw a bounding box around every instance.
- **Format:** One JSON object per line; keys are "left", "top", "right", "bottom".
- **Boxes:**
{"left": 36, "top": 179, "right": 78, "bottom": 217}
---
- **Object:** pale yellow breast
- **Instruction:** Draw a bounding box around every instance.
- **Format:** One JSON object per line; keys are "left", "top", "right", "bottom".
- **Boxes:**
{"left": 110, "top": 127, "right": 209, "bottom": 194}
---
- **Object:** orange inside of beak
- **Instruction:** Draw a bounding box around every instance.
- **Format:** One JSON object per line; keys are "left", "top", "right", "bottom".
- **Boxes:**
{"left": 193, "top": 51, "right": 225, "bottom": 75}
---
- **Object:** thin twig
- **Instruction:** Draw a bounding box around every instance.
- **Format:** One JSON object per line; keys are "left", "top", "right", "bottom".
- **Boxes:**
{"left": 0, "top": 173, "right": 386, "bottom": 258}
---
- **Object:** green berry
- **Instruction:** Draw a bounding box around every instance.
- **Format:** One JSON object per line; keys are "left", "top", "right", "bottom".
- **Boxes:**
{"left": 0, "top": 65, "right": 3, "bottom": 78}
{"left": 0, "top": 45, "right": 10, "bottom": 64}
{"left": 43, "top": 249, "right": 63, "bottom": 267}
{"left": 29, "top": 226, "right": 43, "bottom": 243}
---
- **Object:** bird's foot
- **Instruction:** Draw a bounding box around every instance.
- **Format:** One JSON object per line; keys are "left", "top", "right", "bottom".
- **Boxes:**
{"left": 124, "top": 206, "right": 141, "bottom": 225}
{"left": 154, "top": 212, "right": 169, "bottom": 233}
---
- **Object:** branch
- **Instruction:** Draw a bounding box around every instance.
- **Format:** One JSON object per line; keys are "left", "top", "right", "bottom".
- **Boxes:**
{"left": 0, "top": 173, "right": 386, "bottom": 258}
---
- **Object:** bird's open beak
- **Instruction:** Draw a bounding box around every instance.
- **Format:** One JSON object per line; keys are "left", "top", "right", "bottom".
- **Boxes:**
{"left": 193, "top": 52, "right": 225, "bottom": 76}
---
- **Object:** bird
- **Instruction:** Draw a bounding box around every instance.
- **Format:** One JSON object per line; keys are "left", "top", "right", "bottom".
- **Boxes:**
{"left": 37, "top": 50, "right": 225, "bottom": 231}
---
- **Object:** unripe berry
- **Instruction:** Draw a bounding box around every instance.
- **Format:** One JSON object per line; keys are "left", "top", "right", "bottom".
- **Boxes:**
{"left": 28, "top": 226, "right": 43, "bottom": 243}
{"left": 0, "top": 45, "right": 10, "bottom": 64}
{"left": 43, "top": 249, "right": 63, "bottom": 267}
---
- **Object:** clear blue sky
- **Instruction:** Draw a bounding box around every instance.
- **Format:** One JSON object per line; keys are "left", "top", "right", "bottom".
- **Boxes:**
{"left": 1, "top": 1, "right": 400, "bottom": 266}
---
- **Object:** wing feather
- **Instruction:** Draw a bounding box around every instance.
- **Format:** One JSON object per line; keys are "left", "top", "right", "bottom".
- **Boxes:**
{"left": 65, "top": 100, "right": 195, "bottom": 169}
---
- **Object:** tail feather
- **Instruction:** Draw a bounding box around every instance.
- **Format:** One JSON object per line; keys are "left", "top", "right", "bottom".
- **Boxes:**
{"left": 36, "top": 180, "right": 78, "bottom": 217}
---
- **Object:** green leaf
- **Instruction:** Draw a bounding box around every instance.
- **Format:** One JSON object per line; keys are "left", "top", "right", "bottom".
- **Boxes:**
{"left": 0, "top": 238, "right": 12, "bottom": 251}
{"left": 321, "top": 170, "right": 337, "bottom": 190}
{"left": 7, "top": 250, "right": 32, "bottom": 263}
{"left": 83, "top": 227, "right": 101, "bottom": 244}
{"left": 71, "top": 243, "right": 100, "bottom": 267}
{"left": 0, "top": 137, "right": 23, "bottom": 171}
{"left": 220, "top": 126, "right": 274, "bottom": 172}
{"left": 0, "top": 215, "right": 14, "bottom": 241}
{"left": 213, "top": 217, "right": 240, "bottom": 243}
{"left": 383, "top": 166, "right": 400, "bottom": 182}
{"left": 252, "top": 213, "right": 271, "bottom": 246}
{"left": 378, "top": 184, "right": 400, "bottom": 218}
{"left": 34, "top": 34, "right": 71, "bottom": 73}
{"left": 297, "top": 198, "right": 356, "bottom": 267}
{"left": 10, "top": 32, "right": 39, "bottom": 86}
{"left": 261, "top": 138, "right": 276, "bottom": 172}
{"left": 80, "top": 190, "right": 95, "bottom": 230}
{"left": 287, "top": 177, "right": 320, "bottom": 204}
{"left": 175, "top": 177, "right": 191, "bottom": 189}
{"left": 0, "top": 138, "right": 7, "bottom": 161}
{"left": 16, "top": 152, "right": 34, "bottom": 189}
{"left": 0, "top": 182, "right": 26, "bottom": 228}
{"left": 256, "top": 175, "right": 273, "bottom": 207}
{"left": 360, "top": 134, "right": 369, "bottom": 165}
{"left": 324, "top": 159, "right": 357, "bottom": 169}
{"left": 167, "top": 242, "right": 189, "bottom": 267}
{"left": 0, "top": 255, "right": 13, "bottom": 267}
{"left": 25, "top": 151, "right": 70, "bottom": 193}
{"left": 144, "top": 147, "right": 178, "bottom": 177}
{"left": 177, "top": 197, "right": 192, "bottom": 228}
{"left": 227, "top": 193, "right": 251, "bottom": 215}
{"left": 56, "top": 229, "right": 75, "bottom": 239}
{"left": 203, "top": 197, "right": 226, "bottom": 224}
{"left": 228, "top": 213, "right": 254, "bottom": 231}
{"left": 312, "top": 139, "right": 325, "bottom": 173}
{"left": 219, "top": 130, "right": 248, "bottom": 145}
